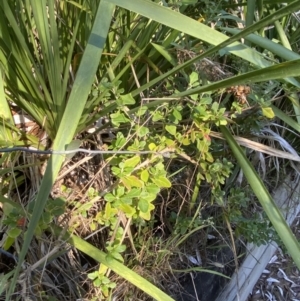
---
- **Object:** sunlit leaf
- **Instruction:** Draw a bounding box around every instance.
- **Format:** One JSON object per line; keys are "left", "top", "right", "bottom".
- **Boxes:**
{"left": 139, "top": 203, "right": 155, "bottom": 220}
{"left": 141, "top": 169, "right": 149, "bottom": 182}
{"left": 123, "top": 156, "right": 140, "bottom": 168}
{"left": 105, "top": 202, "right": 118, "bottom": 217}
{"left": 182, "top": 137, "right": 191, "bottom": 145}
{"left": 148, "top": 143, "right": 157, "bottom": 150}
{"left": 138, "top": 199, "right": 149, "bottom": 213}
{"left": 7, "top": 227, "right": 22, "bottom": 239}
{"left": 165, "top": 125, "right": 176, "bottom": 135}
{"left": 136, "top": 106, "right": 148, "bottom": 116}
{"left": 153, "top": 176, "right": 172, "bottom": 188}
{"left": 104, "top": 193, "right": 116, "bottom": 202}
{"left": 146, "top": 184, "right": 160, "bottom": 194}
{"left": 122, "top": 175, "right": 144, "bottom": 189}
{"left": 119, "top": 204, "right": 136, "bottom": 217}
{"left": 136, "top": 126, "right": 149, "bottom": 137}
{"left": 117, "top": 93, "right": 136, "bottom": 106}
{"left": 261, "top": 107, "right": 275, "bottom": 119}
{"left": 110, "top": 112, "right": 130, "bottom": 126}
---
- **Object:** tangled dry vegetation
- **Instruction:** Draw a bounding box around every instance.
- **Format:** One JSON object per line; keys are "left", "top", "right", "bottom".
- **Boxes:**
{"left": 1, "top": 56, "right": 293, "bottom": 300}
{"left": 1, "top": 1, "right": 300, "bottom": 301}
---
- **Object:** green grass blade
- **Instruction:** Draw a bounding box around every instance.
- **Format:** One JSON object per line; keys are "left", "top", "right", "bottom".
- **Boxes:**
{"left": 245, "top": 0, "right": 256, "bottom": 27}
{"left": 275, "top": 19, "right": 292, "bottom": 50}
{"left": 220, "top": 125, "right": 300, "bottom": 269}
{"left": 172, "top": 59, "right": 300, "bottom": 98}
{"left": 273, "top": 19, "right": 300, "bottom": 124}
{"left": 0, "top": 70, "right": 14, "bottom": 143}
{"left": 112, "top": 0, "right": 300, "bottom": 70}
{"left": 30, "top": 0, "right": 64, "bottom": 129}
{"left": 223, "top": 28, "right": 300, "bottom": 61}
{"left": 151, "top": 43, "right": 178, "bottom": 66}
{"left": 0, "top": 71, "right": 12, "bottom": 124}
{"left": 6, "top": 1, "right": 115, "bottom": 299}
{"left": 0, "top": 2, "right": 54, "bottom": 133}
{"left": 257, "top": 0, "right": 264, "bottom": 19}
{"left": 131, "top": 59, "right": 300, "bottom": 109}
{"left": 58, "top": 228, "right": 175, "bottom": 301}
{"left": 271, "top": 105, "right": 300, "bottom": 133}
{"left": 0, "top": 270, "right": 14, "bottom": 296}
{"left": 172, "top": 267, "right": 230, "bottom": 279}
{"left": 128, "top": 0, "right": 300, "bottom": 97}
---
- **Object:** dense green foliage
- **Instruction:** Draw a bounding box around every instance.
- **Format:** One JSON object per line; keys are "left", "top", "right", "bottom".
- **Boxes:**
{"left": 1, "top": 0, "right": 300, "bottom": 300}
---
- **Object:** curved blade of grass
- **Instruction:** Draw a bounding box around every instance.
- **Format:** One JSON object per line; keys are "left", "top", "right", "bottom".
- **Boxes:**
{"left": 172, "top": 59, "right": 300, "bottom": 97}
{"left": 6, "top": 1, "right": 115, "bottom": 299}
{"left": 151, "top": 43, "right": 178, "bottom": 67}
{"left": 275, "top": 20, "right": 292, "bottom": 50}
{"left": 273, "top": 21, "right": 300, "bottom": 125}
{"left": 113, "top": 0, "right": 300, "bottom": 69}
{"left": 129, "top": 59, "right": 300, "bottom": 110}
{"left": 220, "top": 125, "right": 300, "bottom": 269}
{"left": 55, "top": 227, "right": 175, "bottom": 301}
{"left": 223, "top": 27, "right": 300, "bottom": 61}
{"left": 128, "top": 0, "right": 300, "bottom": 97}
{"left": 172, "top": 267, "right": 230, "bottom": 279}
{"left": 271, "top": 105, "right": 300, "bottom": 133}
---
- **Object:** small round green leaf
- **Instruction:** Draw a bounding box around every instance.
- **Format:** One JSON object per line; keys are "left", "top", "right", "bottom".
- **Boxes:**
{"left": 153, "top": 176, "right": 172, "bottom": 188}
{"left": 165, "top": 125, "right": 176, "bottom": 136}
{"left": 7, "top": 227, "right": 22, "bottom": 238}
{"left": 138, "top": 199, "right": 149, "bottom": 213}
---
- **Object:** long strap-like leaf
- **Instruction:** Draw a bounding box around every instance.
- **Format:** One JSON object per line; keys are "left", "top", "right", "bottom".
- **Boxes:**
{"left": 220, "top": 126, "right": 300, "bottom": 269}
{"left": 6, "top": 1, "right": 115, "bottom": 299}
